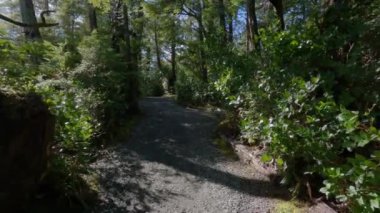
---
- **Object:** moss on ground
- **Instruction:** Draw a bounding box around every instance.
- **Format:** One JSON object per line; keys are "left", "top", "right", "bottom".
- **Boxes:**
{"left": 273, "top": 200, "right": 308, "bottom": 213}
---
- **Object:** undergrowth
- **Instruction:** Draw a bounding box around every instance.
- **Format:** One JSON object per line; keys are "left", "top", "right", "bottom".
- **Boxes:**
{"left": 0, "top": 32, "right": 138, "bottom": 209}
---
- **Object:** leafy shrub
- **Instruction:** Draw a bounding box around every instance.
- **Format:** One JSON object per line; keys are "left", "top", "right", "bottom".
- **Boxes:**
{"left": 239, "top": 73, "right": 379, "bottom": 206}
{"left": 141, "top": 70, "right": 165, "bottom": 97}
{"left": 321, "top": 153, "right": 380, "bottom": 212}
{"left": 73, "top": 33, "right": 134, "bottom": 132}
{"left": 175, "top": 69, "right": 208, "bottom": 106}
{"left": 0, "top": 32, "right": 135, "bottom": 202}
{"left": 236, "top": 21, "right": 380, "bottom": 211}
{"left": 174, "top": 1, "right": 380, "bottom": 210}
{"left": 35, "top": 80, "right": 96, "bottom": 152}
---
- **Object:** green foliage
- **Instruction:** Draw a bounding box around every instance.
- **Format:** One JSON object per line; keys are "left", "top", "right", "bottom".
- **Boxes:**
{"left": 1, "top": 0, "right": 379, "bottom": 211}
{"left": 74, "top": 33, "right": 135, "bottom": 130}
{"left": 36, "top": 81, "right": 95, "bottom": 152}
{"left": 236, "top": 13, "right": 379, "bottom": 209}
{"left": 141, "top": 70, "right": 165, "bottom": 97}
{"left": 175, "top": 68, "right": 208, "bottom": 106}
{"left": 321, "top": 153, "right": 380, "bottom": 212}
{"left": 0, "top": 32, "right": 134, "bottom": 201}
{"left": 174, "top": 1, "right": 379, "bottom": 211}
{"left": 0, "top": 39, "right": 94, "bottom": 199}
{"left": 239, "top": 71, "right": 379, "bottom": 208}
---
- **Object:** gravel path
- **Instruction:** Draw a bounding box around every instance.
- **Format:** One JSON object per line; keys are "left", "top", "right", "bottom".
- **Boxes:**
{"left": 91, "top": 97, "right": 289, "bottom": 213}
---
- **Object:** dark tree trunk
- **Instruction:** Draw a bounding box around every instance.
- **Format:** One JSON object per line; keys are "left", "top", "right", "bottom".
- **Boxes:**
{"left": 88, "top": 4, "right": 98, "bottom": 32}
{"left": 169, "top": 39, "right": 176, "bottom": 93}
{"left": 0, "top": 91, "right": 54, "bottom": 211}
{"left": 123, "top": 4, "right": 137, "bottom": 112}
{"left": 217, "top": 0, "right": 227, "bottom": 42}
{"left": 198, "top": 0, "right": 207, "bottom": 82}
{"left": 153, "top": 21, "right": 162, "bottom": 71}
{"left": 19, "top": 0, "right": 41, "bottom": 39}
{"left": 123, "top": 4, "right": 131, "bottom": 60}
{"left": 246, "top": 0, "right": 259, "bottom": 52}
{"left": 269, "top": 0, "right": 285, "bottom": 30}
{"left": 110, "top": 0, "right": 123, "bottom": 52}
{"left": 198, "top": 18, "right": 207, "bottom": 82}
{"left": 123, "top": 3, "right": 140, "bottom": 113}
{"left": 168, "top": 16, "right": 177, "bottom": 93}
{"left": 44, "top": 0, "right": 49, "bottom": 11}
{"left": 227, "top": 11, "right": 233, "bottom": 43}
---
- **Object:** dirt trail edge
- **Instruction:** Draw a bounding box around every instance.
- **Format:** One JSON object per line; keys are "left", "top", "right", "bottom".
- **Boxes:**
{"left": 91, "top": 97, "right": 289, "bottom": 213}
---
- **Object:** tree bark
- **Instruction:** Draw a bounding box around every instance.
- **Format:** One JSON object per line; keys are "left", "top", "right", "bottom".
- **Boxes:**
{"left": 227, "top": 11, "right": 233, "bottom": 43}
{"left": 110, "top": 0, "right": 123, "bottom": 52}
{"left": 19, "top": 0, "right": 41, "bottom": 39}
{"left": 88, "top": 3, "right": 98, "bottom": 32}
{"left": 123, "top": 3, "right": 140, "bottom": 113}
{"left": 123, "top": 4, "right": 131, "bottom": 61}
{"left": 0, "top": 91, "right": 54, "bottom": 211}
{"left": 153, "top": 21, "right": 162, "bottom": 71}
{"left": 199, "top": 0, "right": 207, "bottom": 82}
{"left": 198, "top": 16, "right": 207, "bottom": 82}
{"left": 246, "top": 0, "right": 259, "bottom": 52}
{"left": 269, "top": 0, "right": 285, "bottom": 30}
{"left": 217, "top": 0, "right": 227, "bottom": 42}
{"left": 169, "top": 39, "right": 176, "bottom": 93}
{"left": 44, "top": 0, "right": 49, "bottom": 11}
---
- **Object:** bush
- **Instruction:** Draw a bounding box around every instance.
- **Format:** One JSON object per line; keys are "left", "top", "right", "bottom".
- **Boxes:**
{"left": 174, "top": 1, "right": 380, "bottom": 211}
{"left": 239, "top": 73, "right": 379, "bottom": 210}
{"left": 140, "top": 70, "right": 165, "bottom": 97}
{"left": 235, "top": 13, "right": 380, "bottom": 211}
{"left": 175, "top": 69, "right": 208, "bottom": 106}
{"left": 0, "top": 32, "right": 135, "bottom": 203}
{"left": 73, "top": 33, "right": 134, "bottom": 132}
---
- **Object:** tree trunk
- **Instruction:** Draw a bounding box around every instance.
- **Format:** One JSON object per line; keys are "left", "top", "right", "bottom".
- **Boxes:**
{"left": 168, "top": 16, "right": 177, "bottom": 93}
{"left": 88, "top": 4, "right": 97, "bottom": 32}
{"left": 123, "top": 3, "right": 140, "bottom": 113}
{"left": 198, "top": 0, "right": 207, "bottom": 82}
{"left": 0, "top": 91, "right": 54, "bottom": 211}
{"left": 269, "top": 0, "right": 285, "bottom": 30}
{"left": 110, "top": 0, "right": 122, "bottom": 52}
{"left": 246, "top": 0, "right": 259, "bottom": 52}
{"left": 44, "top": 0, "right": 49, "bottom": 11}
{"left": 169, "top": 40, "right": 176, "bottom": 93}
{"left": 19, "top": 0, "right": 41, "bottom": 39}
{"left": 198, "top": 17, "right": 207, "bottom": 82}
{"left": 123, "top": 4, "right": 131, "bottom": 62}
{"left": 227, "top": 11, "right": 233, "bottom": 43}
{"left": 217, "top": 0, "right": 227, "bottom": 42}
{"left": 153, "top": 21, "right": 162, "bottom": 71}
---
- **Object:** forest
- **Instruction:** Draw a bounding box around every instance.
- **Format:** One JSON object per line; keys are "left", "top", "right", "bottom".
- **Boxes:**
{"left": 0, "top": 0, "right": 379, "bottom": 212}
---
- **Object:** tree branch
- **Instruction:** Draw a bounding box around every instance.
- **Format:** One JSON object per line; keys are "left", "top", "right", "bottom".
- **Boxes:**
{"left": 0, "top": 13, "right": 58, "bottom": 28}
{"left": 40, "top": 10, "right": 56, "bottom": 24}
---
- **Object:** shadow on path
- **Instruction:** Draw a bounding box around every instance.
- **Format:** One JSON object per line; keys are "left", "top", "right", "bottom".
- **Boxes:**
{"left": 93, "top": 97, "right": 289, "bottom": 212}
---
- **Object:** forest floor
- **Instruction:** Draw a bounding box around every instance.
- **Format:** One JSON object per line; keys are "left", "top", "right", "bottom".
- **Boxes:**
{"left": 90, "top": 97, "right": 293, "bottom": 213}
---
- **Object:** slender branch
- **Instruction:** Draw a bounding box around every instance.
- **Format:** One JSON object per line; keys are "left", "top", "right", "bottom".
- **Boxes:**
{"left": 40, "top": 10, "right": 56, "bottom": 24}
{"left": 0, "top": 13, "right": 58, "bottom": 28}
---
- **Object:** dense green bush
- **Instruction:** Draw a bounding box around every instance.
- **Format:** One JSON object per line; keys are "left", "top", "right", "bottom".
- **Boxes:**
{"left": 242, "top": 3, "right": 379, "bottom": 210}
{"left": 140, "top": 70, "right": 165, "bottom": 97}
{"left": 239, "top": 73, "right": 379, "bottom": 210}
{"left": 73, "top": 33, "right": 134, "bottom": 132}
{"left": 0, "top": 32, "right": 135, "bottom": 199}
{"left": 238, "top": 23, "right": 378, "bottom": 210}
{"left": 175, "top": 68, "right": 208, "bottom": 106}
{"left": 174, "top": 1, "right": 379, "bottom": 211}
